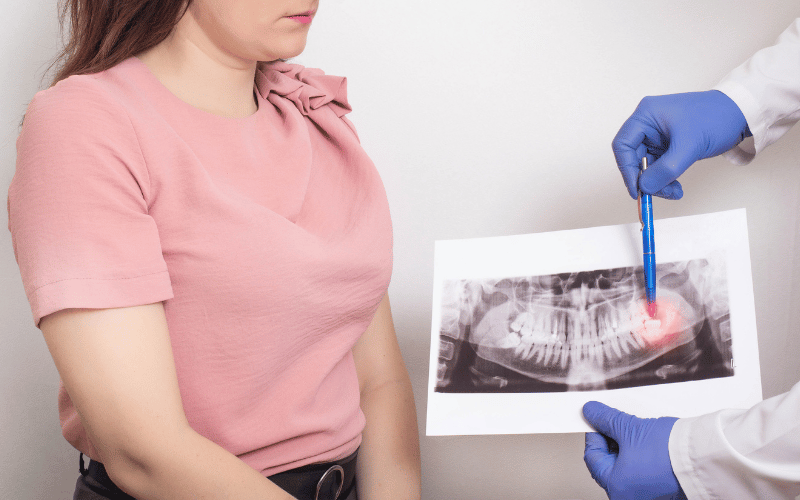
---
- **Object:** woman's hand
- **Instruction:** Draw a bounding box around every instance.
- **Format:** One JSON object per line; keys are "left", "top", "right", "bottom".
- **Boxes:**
{"left": 352, "top": 295, "right": 421, "bottom": 500}
{"left": 41, "top": 304, "right": 296, "bottom": 500}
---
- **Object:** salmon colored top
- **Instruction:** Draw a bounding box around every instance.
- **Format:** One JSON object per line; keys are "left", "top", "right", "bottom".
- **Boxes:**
{"left": 8, "top": 57, "right": 393, "bottom": 475}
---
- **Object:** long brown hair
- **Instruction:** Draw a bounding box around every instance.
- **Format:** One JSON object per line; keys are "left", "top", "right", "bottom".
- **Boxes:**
{"left": 51, "top": 0, "right": 191, "bottom": 86}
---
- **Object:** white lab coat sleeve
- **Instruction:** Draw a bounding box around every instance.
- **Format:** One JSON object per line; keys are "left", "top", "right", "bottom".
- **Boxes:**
{"left": 668, "top": 381, "right": 800, "bottom": 499}
{"left": 713, "top": 18, "right": 800, "bottom": 165}
{"left": 666, "top": 18, "right": 800, "bottom": 500}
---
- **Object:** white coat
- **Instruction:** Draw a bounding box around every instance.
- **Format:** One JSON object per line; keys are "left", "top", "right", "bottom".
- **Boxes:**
{"left": 667, "top": 18, "right": 800, "bottom": 500}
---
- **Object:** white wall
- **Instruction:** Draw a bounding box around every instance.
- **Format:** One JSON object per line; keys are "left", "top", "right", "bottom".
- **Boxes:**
{"left": 3, "top": 1, "right": 800, "bottom": 499}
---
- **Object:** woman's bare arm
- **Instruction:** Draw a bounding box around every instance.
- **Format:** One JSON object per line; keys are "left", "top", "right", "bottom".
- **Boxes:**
{"left": 352, "top": 295, "right": 421, "bottom": 499}
{"left": 40, "top": 303, "right": 295, "bottom": 500}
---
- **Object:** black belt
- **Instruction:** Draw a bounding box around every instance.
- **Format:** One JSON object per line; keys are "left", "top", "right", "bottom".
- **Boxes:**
{"left": 269, "top": 449, "right": 358, "bottom": 500}
{"left": 79, "top": 449, "right": 357, "bottom": 500}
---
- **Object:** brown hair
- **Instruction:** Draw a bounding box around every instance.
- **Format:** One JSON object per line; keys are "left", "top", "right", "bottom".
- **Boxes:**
{"left": 50, "top": 0, "right": 191, "bottom": 85}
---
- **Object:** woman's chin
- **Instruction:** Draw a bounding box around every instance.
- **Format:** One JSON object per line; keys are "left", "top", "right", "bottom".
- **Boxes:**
{"left": 262, "top": 38, "right": 309, "bottom": 62}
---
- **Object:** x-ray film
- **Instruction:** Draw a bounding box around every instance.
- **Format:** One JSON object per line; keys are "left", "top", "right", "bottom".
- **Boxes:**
{"left": 426, "top": 209, "right": 762, "bottom": 435}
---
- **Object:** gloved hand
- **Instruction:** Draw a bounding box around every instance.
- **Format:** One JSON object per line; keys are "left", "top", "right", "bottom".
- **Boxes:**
{"left": 613, "top": 90, "right": 750, "bottom": 200}
{"left": 583, "top": 401, "right": 687, "bottom": 500}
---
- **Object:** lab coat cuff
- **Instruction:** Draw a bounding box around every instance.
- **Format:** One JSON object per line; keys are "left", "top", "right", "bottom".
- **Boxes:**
{"left": 713, "top": 81, "right": 763, "bottom": 165}
{"left": 669, "top": 414, "right": 720, "bottom": 500}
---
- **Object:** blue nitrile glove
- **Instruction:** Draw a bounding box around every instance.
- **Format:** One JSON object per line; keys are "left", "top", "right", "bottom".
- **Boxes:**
{"left": 613, "top": 90, "right": 750, "bottom": 200}
{"left": 583, "top": 401, "right": 687, "bottom": 500}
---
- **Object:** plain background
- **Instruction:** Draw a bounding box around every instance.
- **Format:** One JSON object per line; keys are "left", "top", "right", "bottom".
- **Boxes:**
{"left": 3, "top": 1, "right": 800, "bottom": 499}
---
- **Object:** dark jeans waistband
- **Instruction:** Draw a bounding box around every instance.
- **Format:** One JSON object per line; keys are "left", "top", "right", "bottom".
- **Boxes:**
{"left": 75, "top": 449, "right": 358, "bottom": 500}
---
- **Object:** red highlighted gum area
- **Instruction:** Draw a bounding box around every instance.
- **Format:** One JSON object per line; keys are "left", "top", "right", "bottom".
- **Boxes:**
{"left": 633, "top": 293, "right": 687, "bottom": 346}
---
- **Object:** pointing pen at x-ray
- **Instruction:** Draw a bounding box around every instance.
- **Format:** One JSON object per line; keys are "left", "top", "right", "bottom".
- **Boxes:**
{"left": 638, "top": 157, "right": 657, "bottom": 318}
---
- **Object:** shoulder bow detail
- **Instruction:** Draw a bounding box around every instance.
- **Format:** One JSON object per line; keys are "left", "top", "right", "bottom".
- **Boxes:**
{"left": 256, "top": 61, "right": 351, "bottom": 118}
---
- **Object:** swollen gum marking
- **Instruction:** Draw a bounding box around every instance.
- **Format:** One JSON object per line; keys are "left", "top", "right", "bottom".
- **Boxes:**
{"left": 643, "top": 319, "right": 662, "bottom": 343}
{"left": 634, "top": 297, "right": 683, "bottom": 346}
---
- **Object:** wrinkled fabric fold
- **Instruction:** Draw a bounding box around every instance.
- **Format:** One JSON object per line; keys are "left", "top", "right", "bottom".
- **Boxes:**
{"left": 257, "top": 61, "right": 352, "bottom": 118}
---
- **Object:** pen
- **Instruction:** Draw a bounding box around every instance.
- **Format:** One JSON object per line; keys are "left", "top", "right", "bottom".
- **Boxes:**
{"left": 639, "top": 157, "right": 657, "bottom": 317}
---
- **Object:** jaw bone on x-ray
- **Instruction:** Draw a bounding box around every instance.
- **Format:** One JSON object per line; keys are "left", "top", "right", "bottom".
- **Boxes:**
{"left": 435, "top": 258, "right": 733, "bottom": 393}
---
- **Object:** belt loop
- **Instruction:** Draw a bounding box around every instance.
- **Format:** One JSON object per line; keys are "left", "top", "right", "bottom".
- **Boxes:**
{"left": 79, "top": 453, "right": 88, "bottom": 476}
{"left": 315, "top": 464, "right": 344, "bottom": 500}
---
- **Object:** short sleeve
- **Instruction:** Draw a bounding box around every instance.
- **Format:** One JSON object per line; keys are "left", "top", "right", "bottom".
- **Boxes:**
{"left": 8, "top": 76, "right": 173, "bottom": 326}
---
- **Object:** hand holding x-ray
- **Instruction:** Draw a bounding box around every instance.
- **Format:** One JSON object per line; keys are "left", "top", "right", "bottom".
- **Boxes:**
{"left": 583, "top": 401, "right": 687, "bottom": 500}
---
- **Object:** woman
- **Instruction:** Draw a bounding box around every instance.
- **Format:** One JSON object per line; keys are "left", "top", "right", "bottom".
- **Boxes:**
{"left": 8, "top": 1, "right": 421, "bottom": 499}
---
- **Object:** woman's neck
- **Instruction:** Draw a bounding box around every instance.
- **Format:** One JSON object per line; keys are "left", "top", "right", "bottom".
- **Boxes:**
{"left": 137, "top": 11, "right": 259, "bottom": 119}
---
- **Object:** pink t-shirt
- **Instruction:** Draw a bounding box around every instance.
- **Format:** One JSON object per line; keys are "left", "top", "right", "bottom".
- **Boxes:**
{"left": 8, "top": 57, "right": 393, "bottom": 475}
